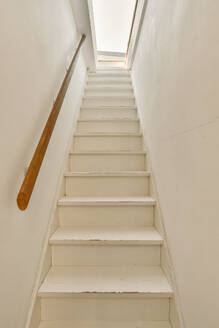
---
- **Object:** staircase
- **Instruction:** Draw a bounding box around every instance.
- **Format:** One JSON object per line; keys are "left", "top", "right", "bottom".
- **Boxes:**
{"left": 38, "top": 70, "right": 173, "bottom": 328}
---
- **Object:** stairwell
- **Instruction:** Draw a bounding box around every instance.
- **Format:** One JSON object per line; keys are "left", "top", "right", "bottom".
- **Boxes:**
{"left": 37, "top": 69, "right": 173, "bottom": 328}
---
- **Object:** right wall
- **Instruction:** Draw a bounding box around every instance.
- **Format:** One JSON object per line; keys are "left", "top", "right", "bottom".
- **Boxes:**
{"left": 132, "top": 1, "right": 219, "bottom": 328}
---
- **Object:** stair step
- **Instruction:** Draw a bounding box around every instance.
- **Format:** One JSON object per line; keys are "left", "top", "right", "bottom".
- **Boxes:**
{"left": 41, "top": 297, "right": 170, "bottom": 322}
{"left": 87, "top": 77, "right": 132, "bottom": 85}
{"left": 85, "top": 86, "right": 133, "bottom": 93}
{"left": 51, "top": 223, "right": 160, "bottom": 266}
{"left": 83, "top": 96, "right": 135, "bottom": 100}
{"left": 38, "top": 266, "right": 173, "bottom": 297}
{"left": 86, "top": 85, "right": 132, "bottom": 89}
{"left": 74, "top": 132, "right": 142, "bottom": 136}
{"left": 84, "top": 93, "right": 134, "bottom": 98}
{"left": 58, "top": 197, "right": 155, "bottom": 228}
{"left": 39, "top": 321, "right": 172, "bottom": 328}
{"left": 80, "top": 107, "right": 137, "bottom": 120}
{"left": 73, "top": 134, "right": 143, "bottom": 152}
{"left": 69, "top": 151, "right": 146, "bottom": 172}
{"left": 64, "top": 171, "right": 149, "bottom": 197}
{"left": 88, "top": 72, "right": 130, "bottom": 78}
{"left": 77, "top": 118, "right": 139, "bottom": 121}
{"left": 50, "top": 227, "right": 163, "bottom": 245}
{"left": 64, "top": 171, "right": 150, "bottom": 176}
{"left": 76, "top": 119, "right": 140, "bottom": 133}
{"left": 85, "top": 82, "right": 133, "bottom": 92}
{"left": 81, "top": 105, "right": 137, "bottom": 110}
{"left": 88, "top": 77, "right": 131, "bottom": 83}
{"left": 51, "top": 245, "right": 160, "bottom": 266}
{"left": 58, "top": 196, "right": 156, "bottom": 206}
{"left": 83, "top": 95, "right": 135, "bottom": 107}
{"left": 85, "top": 90, "right": 133, "bottom": 97}
{"left": 70, "top": 151, "right": 145, "bottom": 153}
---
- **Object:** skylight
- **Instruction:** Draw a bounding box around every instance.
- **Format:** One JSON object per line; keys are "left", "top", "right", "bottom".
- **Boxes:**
{"left": 92, "top": 0, "right": 137, "bottom": 55}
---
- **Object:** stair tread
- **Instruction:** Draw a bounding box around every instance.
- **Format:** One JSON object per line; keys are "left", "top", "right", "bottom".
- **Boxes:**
{"left": 50, "top": 227, "right": 163, "bottom": 245}
{"left": 85, "top": 86, "right": 133, "bottom": 90}
{"left": 88, "top": 73, "right": 130, "bottom": 78}
{"left": 39, "top": 321, "right": 172, "bottom": 328}
{"left": 78, "top": 119, "right": 139, "bottom": 122}
{"left": 83, "top": 95, "right": 135, "bottom": 99}
{"left": 74, "top": 133, "right": 142, "bottom": 136}
{"left": 81, "top": 106, "right": 137, "bottom": 110}
{"left": 89, "top": 70, "right": 129, "bottom": 73}
{"left": 88, "top": 78, "right": 132, "bottom": 82}
{"left": 70, "top": 151, "right": 146, "bottom": 155}
{"left": 88, "top": 82, "right": 132, "bottom": 86}
{"left": 64, "top": 171, "right": 150, "bottom": 177}
{"left": 38, "top": 266, "right": 173, "bottom": 296}
{"left": 58, "top": 196, "right": 156, "bottom": 206}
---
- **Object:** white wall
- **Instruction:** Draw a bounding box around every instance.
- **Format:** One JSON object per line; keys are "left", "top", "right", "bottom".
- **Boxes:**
{"left": 0, "top": 1, "right": 86, "bottom": 327}
{"left": 70, "top": 0, "right": 96, "bottom": 70}
{"left": 132, "top": 1, "right": 219, "bottom": 327}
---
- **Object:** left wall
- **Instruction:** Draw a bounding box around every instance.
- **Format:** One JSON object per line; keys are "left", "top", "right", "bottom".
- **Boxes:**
{"left": 0, "top": 1, "right": 87, "bottom": 327}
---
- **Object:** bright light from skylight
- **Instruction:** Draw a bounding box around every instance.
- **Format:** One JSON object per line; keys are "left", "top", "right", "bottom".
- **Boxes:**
{"left": 92, "top": 0, "right": 136, "bottom": 54}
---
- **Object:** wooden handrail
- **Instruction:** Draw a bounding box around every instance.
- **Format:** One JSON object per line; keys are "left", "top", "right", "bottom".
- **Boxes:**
{"left": 17, "top": 34, "right": 86, "bottom": 211}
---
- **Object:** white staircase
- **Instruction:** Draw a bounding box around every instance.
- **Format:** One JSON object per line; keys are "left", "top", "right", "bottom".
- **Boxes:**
{"left": 38, "top": 70, "right": 173, "bottom": 328}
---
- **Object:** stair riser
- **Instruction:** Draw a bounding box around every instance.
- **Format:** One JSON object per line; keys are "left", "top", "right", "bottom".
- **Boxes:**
{"left": 80, "top": 109, "right": 137, "bottom": 120}
{"left": 39, "top": 321, "right": 171, "bottom": 328}
{"left": 41, "top": 297, "right": 170, "bottom": 321}
{"left": 65, "top": 176, "right": 149, "bottom": 197}
{"left": 83, "top": 97, "right": 135, "bottom": 107}
{"left": 58, "top": 205, "right": 154, "bottom": 227}
{"left": 73, "top": 136, "right": 143, "bottom": 152}
{"left": 84, "top": 90, "right": 134, "bottom": 97}
{"left": 76, "top": 121, "right": 139, "bottom": 133}
{"left": 87, "top": 81, "right": 132, "bottom": 87}
{"left": 88, "top": 73, "right": 130, "bottom": 79}
{"left": 69, "top": 154, "right": 146, "bottom": 171}
{"left": 39, "top": 321, "right": 172, "bottom": 328}
{"left": 52, "top": 245, "right": 160, "bottom": 266}
{"left": 87, "top": 78, "right": 131, "bottom": 84}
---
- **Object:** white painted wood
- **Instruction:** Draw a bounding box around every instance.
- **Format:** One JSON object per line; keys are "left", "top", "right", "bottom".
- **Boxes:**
{"left": 85, "top": 86, "right": 133, "bottom": 91}
{"left": 64, "top": 171, "right": 150, "bottom": 176}
{"left": 39, "top": 321, "right": 172, "bottom": 328}
{"left": 88, "top": 71, "right": 130, "bottom": 78}
{"left": 36, "top": 69, "right": 173, "bottom": 328}
{"left": 126, "top": 0, "right": 146, "bottom": 69}
{"left": 83, "top": 95, "right": 135, "bottom": 107}
{"left": 65, "top": 172, "right": 150, "bottom": 197}
{"left": 39, "top": 266, "right": 172, "bottom": 296}
{"left": 76, "top": 119, "right": 139, "bottom": 133}
{"left": 73, "top": 134, "right": 143, "bottom": 152}
{"left": 87, "top": 83, "right": 132, "bottom": 88}
{"left": 69, "top": 151, "right": 146, "bottom": 171}
{"left": 58, "top": 196, "right": 156, "bottom": 206}
{"left": 84, "top": 92, "right": 134, "bottom": 98}
{"left": 50, "top": 226, "right": 163, "bottom": 245}
{"left": 41, "top": 297, "right": 170, "bottom": 321}
{"left": 87, "top": 77, "right": 132, "bottom": 86}
{"left": 86, "top": 0, "right": 98, "bottom": 66}
{"left": 80, "top": 107, "right": 137, "bottom": 120}
{"left": 51, "top": 244, "right": 160, "bottom": 266}
{"left": 85, "top": 86, "right": 134, "bottom": 96}
{"left": 58, "top": 201, "right": 154, "bottom": 227}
